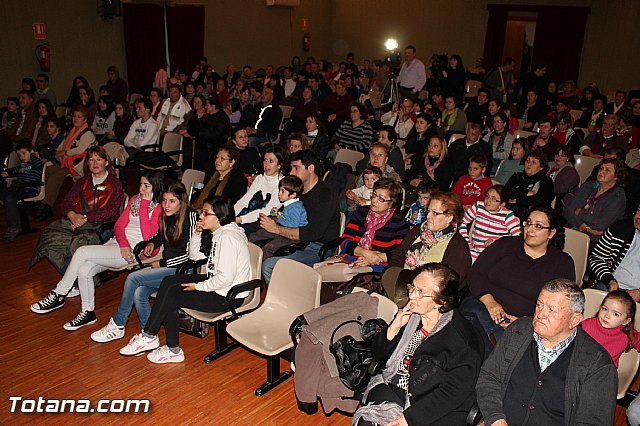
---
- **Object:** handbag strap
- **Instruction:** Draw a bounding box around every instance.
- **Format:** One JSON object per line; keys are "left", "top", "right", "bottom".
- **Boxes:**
{"left": 330, "top": 319, "right": 363, "bottom": 348}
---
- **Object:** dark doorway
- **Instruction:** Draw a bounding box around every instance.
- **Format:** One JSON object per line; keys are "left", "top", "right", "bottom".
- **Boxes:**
{"left": 483, "top": 4, "right": 590, "bottom": 84}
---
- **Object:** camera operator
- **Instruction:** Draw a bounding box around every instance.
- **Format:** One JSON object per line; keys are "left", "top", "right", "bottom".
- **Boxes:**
{"left": 397, "top": 45, "right": 426, "bottom": 101}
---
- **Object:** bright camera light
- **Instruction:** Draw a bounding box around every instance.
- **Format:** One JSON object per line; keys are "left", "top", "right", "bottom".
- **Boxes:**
{"left": 385, "top": 38, "right": 398, "bottom": 51}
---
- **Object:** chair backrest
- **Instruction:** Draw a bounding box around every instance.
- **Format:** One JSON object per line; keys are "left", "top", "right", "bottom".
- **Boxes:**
{"left": 263, "top": 259, "right": 321, "bottom": 317}
{"left": 466, "top": 80, "right": 482, "bottom": 97}
{"left": 247, "top": 242, "right": 263, "bottom": 281}
{"left": 240, "top": 242, "right": 264, "bottom": 311}
{"left": 492, "top": 159, "right": 505, "bottom": 179}
{"left": 513, "top": 130, "right": 536, "bottom": 139}
{"left": 23, "top": 164, "right": 49, "bottom": 203}
{"left": 335, "top": 148, "right": 365, "bottom": 171}
{"left": 569, "top": 109, "right": 582, "bottom": 122}
{"left": 120, "top": 194, "right": 130, "bottom": 214}
{"left": 563, "top": 227, "right": 590, "bottom": 282}
{"left": 181, "top": 169, "right": 205, "bottom": 201}
{"left": 280, "top": 105, "right": 294, "bottom": 121}
{"left": 574, "top": 155, "right": 600, "bottom": 186}
{"left": 339, "top": 212, "right": 347, "bottom": 236}
{"left": 162, "top": 131, "right": 183, "bottom": 166}
{"left": 351, "top": 287, "right": 398, "bottom": 324}
{"left": 6, "top": 151, "right": 20, "bottom": 170}
{"left": 448, "top": 133, "right": 465, "bottom": 146}
{"left": 583, "top": 288, "right": 608, "bottom": 318}
{"left": 129, "top": 93, "right": 143, "bottom": 105}
{"left": 55, "top": 105, "right": 68, "bottom": 118}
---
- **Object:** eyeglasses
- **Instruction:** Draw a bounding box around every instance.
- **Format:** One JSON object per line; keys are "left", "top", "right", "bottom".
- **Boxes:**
{"left": 199, "top": 209, "right": 216, "bottom": 217}
{"left": 425, "top": 209, "right": 447, "bottom": 216}
{"left": 215, "top": 156, "right": 232, "bottom": 162}
{"left": 484, "top": 194, "right": 502, "bottom": 203}
{"left": 371, "top": 192, "right": 392, "bottom": 203}
{"left": 407, "top": 283, "right": 433, "bottom": 299}
{"left": 523, "top": 221, "right": 552, "bottom": 230}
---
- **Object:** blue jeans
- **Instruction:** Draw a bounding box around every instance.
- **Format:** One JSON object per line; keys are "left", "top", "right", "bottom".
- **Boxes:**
{"left": 460, "top": 296, "right": 505, "bottom": 340}
{"left": 261, "top": 241, "right": 324, "bottom": 284}
{"left": 0, "top": 185, "right": 36, "bottom": 230}
{"left": 112, "top": 267, "right": 176, "bottom": 329}
{"left": 628, "top": 394, "right": 640, "bottom": 426}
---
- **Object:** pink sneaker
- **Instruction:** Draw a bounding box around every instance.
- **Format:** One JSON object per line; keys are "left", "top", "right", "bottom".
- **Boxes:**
{"left": 147, "top": 346, "right": 185, "bottom": 364}
{"left": 119, "top": 333, "right": 159, "bottom": 356}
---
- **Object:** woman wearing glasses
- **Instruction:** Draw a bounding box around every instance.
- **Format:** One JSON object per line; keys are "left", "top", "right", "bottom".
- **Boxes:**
{"left": 382, "top": 192, "right": 471, "bottom": 307}
{"left": 322, "top": 179, "right": 410, "bottom": 300}
{"left": 121, "top": 196, "right": 251, "bottom": 363}
{"left": 192, "top": 143, "right": 248, "bottom": 208}
{"left": 353, "top": 263, "right": 484, "bottom": 426}
{"left": 463, "top": 206, "right": 575, "bottom": 340}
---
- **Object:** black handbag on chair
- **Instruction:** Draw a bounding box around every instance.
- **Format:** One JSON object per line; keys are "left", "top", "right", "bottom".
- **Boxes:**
{"left": 329, "top": 318, "right": 388, "bottom": 392}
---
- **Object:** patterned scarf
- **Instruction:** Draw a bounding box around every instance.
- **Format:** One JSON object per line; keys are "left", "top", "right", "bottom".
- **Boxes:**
{"left": 130, "top": 194, "right": 158, "bottom": 217}
{"left": 404, "top": 223, "right": 456, "bottom": 269}
{"left": 423, "top": 155, "right": 441, "bottom": 181}
{"left": 359, "top": 207, "right": 395, "bottom": 250}
{"left": 395, "top": 325, "right": 429, "bottom": 390}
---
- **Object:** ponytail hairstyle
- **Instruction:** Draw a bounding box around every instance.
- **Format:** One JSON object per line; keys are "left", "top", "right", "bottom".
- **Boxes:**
{"left": 159, "top": 181, "right": 189, "bottom": 245}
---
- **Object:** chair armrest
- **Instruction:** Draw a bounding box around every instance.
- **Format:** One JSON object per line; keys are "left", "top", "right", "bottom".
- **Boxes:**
{"left": 272, "top": 241, "right": 310, "bottom": 257}
{"left": 97, "top": 221, "right": 116, "bottom": 244}
{"left": 132, "top": 240, "right": 151, "bottom": 268}
{"left": 176, "top": 258, "right": 208, "bottom": 274}
{"left": 139, "top": 144, "right": 161, "bottom": 151}
{"left": 226, "top": 279, "right": 263, "bottom": 319}
{"left": 319, "top": 237, "right": 342, "bottom": 260}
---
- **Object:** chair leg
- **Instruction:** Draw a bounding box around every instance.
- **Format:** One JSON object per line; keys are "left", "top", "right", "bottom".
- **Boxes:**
{"left": 18, "top": 203, "right": 39, "bottom": 236}
{"left": 203, "top": 320, "right": 238, "bottom": 363}
{"left": 255, "top": 355, "right": 292, "bottom": 396}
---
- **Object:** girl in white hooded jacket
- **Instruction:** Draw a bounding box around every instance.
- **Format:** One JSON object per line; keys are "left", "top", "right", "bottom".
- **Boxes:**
{"left": 120, "top": 196, "right": 252, "bottom": 364}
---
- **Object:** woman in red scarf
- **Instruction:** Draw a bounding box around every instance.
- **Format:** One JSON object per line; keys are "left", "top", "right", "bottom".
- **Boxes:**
{"left": 320, "top": 179, "right": 410, "bottom": 301}
{"left": 36, "top": 106, "right": 96, "bottom": 220}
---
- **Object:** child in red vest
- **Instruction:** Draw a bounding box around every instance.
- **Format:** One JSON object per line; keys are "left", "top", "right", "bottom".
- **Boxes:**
{"left": 452, "top": 154, "right": 493, "bottom": 208}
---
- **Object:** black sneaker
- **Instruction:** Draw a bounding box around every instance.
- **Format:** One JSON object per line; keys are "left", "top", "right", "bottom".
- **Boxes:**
{"left": 31, "top": 291, "right": 65, "bottom": 314}
{"left": 63, "top": 311, "right": 97, "bottom": 331}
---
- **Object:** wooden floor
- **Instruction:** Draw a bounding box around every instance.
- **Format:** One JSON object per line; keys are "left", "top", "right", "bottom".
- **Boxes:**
{"left": 0, "top": 172, "right": 634, "bottom": 425}
{"left": 0, "top": 170, "right": 352, "bottom": 425}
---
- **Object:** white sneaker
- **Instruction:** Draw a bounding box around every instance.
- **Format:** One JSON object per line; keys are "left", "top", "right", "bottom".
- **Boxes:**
{"left": 119, "top": 333, "right": 159, "bottom": 356}
{"left": 66, "top": 287, "right": 80, "bottom": 298}
{"left": 147, "top": 346, "right": 185, "bottom": 364}
{"left": 91, "top": 318, "right": 125, "bottom": 343}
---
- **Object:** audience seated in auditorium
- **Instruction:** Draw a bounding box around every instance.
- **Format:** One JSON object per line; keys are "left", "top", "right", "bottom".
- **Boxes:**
{"left": 448, "top": 122, "right": 493, "bottom": 183}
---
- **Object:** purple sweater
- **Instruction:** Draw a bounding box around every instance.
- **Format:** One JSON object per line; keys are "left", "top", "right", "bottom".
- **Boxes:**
{"left": 468, "top": 236, "right": 575, "bottom": 317}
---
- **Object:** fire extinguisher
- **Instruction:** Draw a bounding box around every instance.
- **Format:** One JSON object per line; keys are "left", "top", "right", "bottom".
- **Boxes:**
{"left": 35, "top": 43, "right": 51, "bottom": 72}
{"left": 303, "top": 32, "right": 311, "bottom": 52}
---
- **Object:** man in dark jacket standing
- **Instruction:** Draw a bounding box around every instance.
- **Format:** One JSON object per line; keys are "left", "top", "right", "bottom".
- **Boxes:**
{"left": 477, "top": 279, "right": 617, "bottom": 426}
